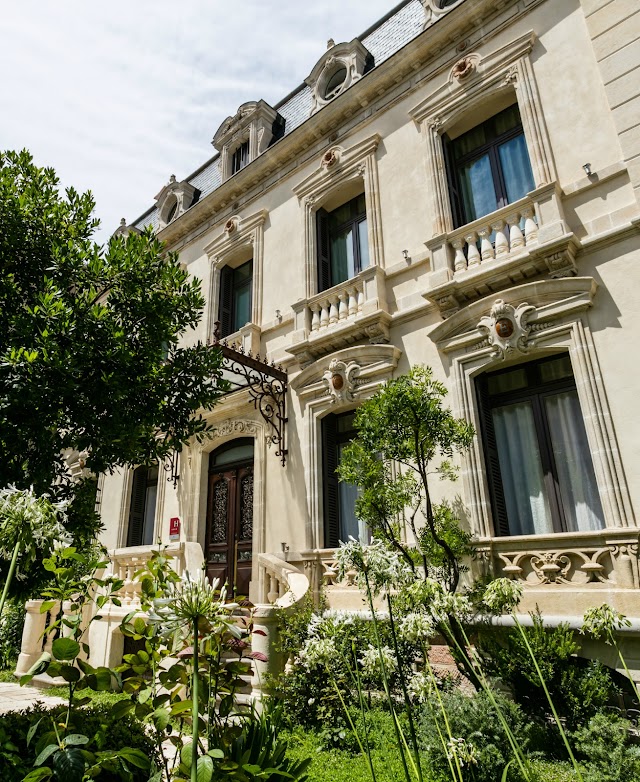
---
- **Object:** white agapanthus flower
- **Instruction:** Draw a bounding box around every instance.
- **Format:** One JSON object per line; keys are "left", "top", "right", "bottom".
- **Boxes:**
{"left": 430, "top": 590, "right": 472, "bottom": 624}
{"left": 483, "top": 578, "right": 523, "bottom": 614}
{"left": 447, "top": 737, "right": 478, "bottom": 768}
{"left": 398, "top": 612, "right": 436, "bottom": 644}
{"left": 407, "top": 671, "right": 435, "bottom": 702}
{"left": 359, "top": 643, "right": 398, "bottom": 678}
{"left": 298, "top": 637, "right": 338, "bottom": 669}
{"left": 582, "top": 603, "right": 631, "bottom": 643}
{"left": 335, "top": 537, "right": 414, "bottom": 596}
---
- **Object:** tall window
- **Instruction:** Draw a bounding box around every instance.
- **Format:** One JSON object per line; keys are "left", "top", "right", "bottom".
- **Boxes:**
{"left": 445, "top": 104, "right": 534, "bottom": 227}
{"left": 218, "top": 259, "right": 253, "bottom": 337}
{"left": 477, "top": 355, "right": 605, "bottom": 537}
{"left": 316, "top": 194, "right": 369, "bottom": 292}
{"left": 127, "top": 465, "right": 158, "bottom": 547}
{"left": 231, "top": 141, "right": 250, "bottom": 175}
{"left": 322, "top": 411, "right": 366, "bottom": 548}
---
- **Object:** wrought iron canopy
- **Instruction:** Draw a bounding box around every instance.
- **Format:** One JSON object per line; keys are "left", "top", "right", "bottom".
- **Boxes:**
{"left": 211, "top": 324, "right": 288, "bottom": 466}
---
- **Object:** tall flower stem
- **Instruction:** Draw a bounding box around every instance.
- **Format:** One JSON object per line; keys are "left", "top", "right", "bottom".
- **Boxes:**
{"left": 352, "top": 640, "right": 378, "bottom": 782}
{"left": 422, "top": 650, "right": 463, "bottom": 782}
{"left": 363, "top": 572, "right": 414, "bottom": 782}
{"left": 0, "top": 535, "right": 21, "bottom": 621}
{"left": 449, "top": 623, "right": 532, "bottom": 782}
{"left": 191, "top": 619, "right": 199, "bottom": 782}
{"left": 386, "top": 593, "right": 423, "bottom": 782}
{"left": 511, "top": 614, "right": 583, "bottom": 781}
{"left": 331, "top": 672, "right": 378, "bottom": 782}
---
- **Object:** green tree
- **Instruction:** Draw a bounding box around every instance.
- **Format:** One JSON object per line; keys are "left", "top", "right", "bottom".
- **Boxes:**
{"left": 0, "top": 150, "right": 227, "bottom": 580}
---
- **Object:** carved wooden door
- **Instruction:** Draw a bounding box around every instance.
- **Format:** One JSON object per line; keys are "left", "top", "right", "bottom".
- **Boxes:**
{"left": 205, "top": 462, "right": 253, "bottom": 598}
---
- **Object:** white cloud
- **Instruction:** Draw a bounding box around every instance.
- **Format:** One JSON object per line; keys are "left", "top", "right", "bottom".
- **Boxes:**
{"left": 0, "top": 0, "right": 395, "bottom": 243}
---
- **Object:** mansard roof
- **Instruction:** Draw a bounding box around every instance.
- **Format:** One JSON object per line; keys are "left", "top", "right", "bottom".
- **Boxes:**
{"left": 131, "top": 0, "right": 434, "bottom": 233}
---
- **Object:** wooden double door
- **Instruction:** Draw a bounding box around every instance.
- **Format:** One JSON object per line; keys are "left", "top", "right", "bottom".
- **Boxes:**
{"left": 205, "top": 441, "right": 254, "bottom": 598}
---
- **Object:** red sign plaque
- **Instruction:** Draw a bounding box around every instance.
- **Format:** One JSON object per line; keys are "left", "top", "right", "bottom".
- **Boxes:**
{"left": 169, "top": 517, "right": 180, "bottom": 540}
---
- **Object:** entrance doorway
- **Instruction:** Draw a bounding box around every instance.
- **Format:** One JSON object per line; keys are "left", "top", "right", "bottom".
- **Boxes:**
{"left": 205, "top": 438, "right": 254, "bottom": 598}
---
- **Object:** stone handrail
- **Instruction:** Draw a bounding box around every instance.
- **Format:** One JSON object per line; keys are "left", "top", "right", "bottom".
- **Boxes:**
{"left": 256, "top": 553, "right": 309, "bottom": 608}
{"left": 448, "top": 194, "right": 538, "bottom": 274}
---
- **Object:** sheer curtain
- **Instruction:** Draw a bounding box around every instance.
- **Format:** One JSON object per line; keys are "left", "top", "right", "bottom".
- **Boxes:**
{"left": 460, "top": 154, "right": 497, "bottom": 222}
{"left": 330, "top": 227, "right": 355, "bottom": 284}
{"left": 544, "top": 391, "right": 605, "bottom": 532}
{"left": 498, "top": 135, "right": 535, "bottom": 204}
{"left": 492, "top": 402, "right": 554, "bottom": 536}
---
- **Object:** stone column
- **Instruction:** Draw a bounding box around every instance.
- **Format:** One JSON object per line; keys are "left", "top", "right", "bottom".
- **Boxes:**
{"left": 15, "top": 600, "right": 49, "bottom": 676}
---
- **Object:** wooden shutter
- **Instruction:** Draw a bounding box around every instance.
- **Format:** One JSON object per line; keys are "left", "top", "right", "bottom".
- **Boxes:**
{"left": 476, "top": 378, "right": 510, "bottom": 537}
{"left": 316, "top": 207, "right": 331, "bottom": 293}
{"left": 322, "top": 415, "right": 341, "bottom": 549}
{"left": 442, "top": 133, "right": 464, "bottom": 229}
{"left": 218, "top": 265, "right": 234, "bottom": 337}
{"left": 127, "top": 467, "right": 147, "bottom": 547}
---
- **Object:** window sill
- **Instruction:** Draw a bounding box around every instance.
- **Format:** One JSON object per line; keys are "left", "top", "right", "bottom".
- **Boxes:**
{"left": 472, "top": 527, "right": 639, "bottom": 589}
{"left": 287, "top": 266, "right": 390, "bottom": 366}
{"left": 424, "top": 183, "right": 579, "bottom": 319}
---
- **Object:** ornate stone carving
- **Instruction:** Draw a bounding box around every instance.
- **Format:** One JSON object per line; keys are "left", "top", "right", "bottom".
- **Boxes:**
{"left": 210, "top": 420, "right": 260, "bottom": 439}
{"left": 502, "top": 64, "right": 519, "bottom": 86}
{"left": 321, "top": 148, "right": 340, "bottom": 169}
{"left": 452, "top": 56, "right": 475, "bottom": 81}
{"left": 224, "top": 217, "right": 238, "bottom": 235}
{"left": 477, "top": 299, "right": 537, "bottom": 359}
{"left": 322, "top": 359, "right": 361, "bottom": 404}
{"left": 305, "top": 39, "right": 372, "bottom": 115}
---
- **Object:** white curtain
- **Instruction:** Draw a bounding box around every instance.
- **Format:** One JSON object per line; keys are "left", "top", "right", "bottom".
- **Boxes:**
{"left": 492, "top": 402, "right": 553, "bottom": 536}
{"left": 544, "top": 391, "right": 604, "bottom": 532}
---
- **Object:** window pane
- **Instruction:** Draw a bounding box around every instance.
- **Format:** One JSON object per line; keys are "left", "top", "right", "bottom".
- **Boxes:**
{"left": 539, "top": 355, "right": 573, "bottom": 384}
{"left": 330, "top": 226, "right": 355, "bottom": 284}
{"left": 212, "top": 443, "right": 254, "bottom": 467}
{"left": 492, "top": 401, "right": 554, "bottom": 536}
{"left": 337, "top": 441, "right": 367, "bottom": 543}
{"left": 544, "top": 391, "right": 605, "bottom": 532}
{"left": 459, "top": 153, "right": 498, "bottom": 222}
{"left": 453, "top": 125, "right": 487, "bottom": 158}
{"left": 493, "top": 104, "right": 521, "bottom": 136}
{"left": 487, "top": 367, "right": 528, "bottom": 395}
{"left": 142, "top": 483, "right": 157, "bottom": 546}
{"left": 232, "top": 284, "right": 251, "bottom": 332}
{"left": 498, "top": 134, "right": 534, "bottom": 204}
{"left": 358, "top": 219, "right": 370, "bottom": 270}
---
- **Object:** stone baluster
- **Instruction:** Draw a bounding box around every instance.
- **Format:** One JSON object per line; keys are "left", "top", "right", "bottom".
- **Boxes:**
{"left": 478, "top": 226, "right": 495, "bottom": 262}
{"left": 452, "top": 237, "right": 467, "bottom": 272}
{"left": 508, "top": 213, "right": 525, "bottom": 251}
{"left": 310, "top": 304, "right": 321, "bottom": 332}
{"left": 357, "top": 288, "right": 365, "bottom": 313}
{"left": 15, "top": 600, "right": 50, "bottom": 676}
{"left": 338, "top": 291, "right": 348, "bottom": 321}
{"left": 523, "top": 208, "right": 538, "bottom": 245}
{"left": 328, "top": 297, "right": 339, "bottom": 325}
{"left": 319, "top": 302, "right": 329, "bottom": 330}
{"left": 278, "top": 579, "right": 286, "bottom": 598}
{"left": 492, "top": 220, "right": 509, "bottom": 258}
{"left": 347, "top": 287, "right": 358, "bottom": 317}
{"left": 122, "top": 560, "right": 133, "bottom": 606}
{"left": 267, "top": 574, "right": 278, "bottom": 604}
{"left": 465, "top": 232, "right": 481, "bottom": 268}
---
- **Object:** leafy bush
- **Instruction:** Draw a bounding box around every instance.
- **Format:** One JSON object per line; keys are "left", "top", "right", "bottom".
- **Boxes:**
{"left": 0, "top": 702, "right": 159, "bottom": 782}
{"left": 476, "top": 611, "right": 613, "bottom": 731}
{"left": 0, "top": 598, "right": 24, "bottom": 669}
{"left": 417, "top": 689, "right": 538, "bottom": 782}
{"left": 573, "top": 712, "right": 640, "bottom": 782}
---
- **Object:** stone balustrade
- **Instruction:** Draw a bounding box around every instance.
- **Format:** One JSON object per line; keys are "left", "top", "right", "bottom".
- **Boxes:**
{"left": 448, "top": 197, "right": 538, "bottom": 274}
{"left": 309, "top": 281, "right": 365, "bottom": 334}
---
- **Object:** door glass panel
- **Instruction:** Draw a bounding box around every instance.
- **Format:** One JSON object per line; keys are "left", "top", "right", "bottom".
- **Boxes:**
{"left": 487, "top": 367, "right": 528, "bottom": 395}
{"left": 492, "top": 401, "right": 554, "bottom": 535}
{"left": 212, "top": 443, "right": 254, "bottom": 466}
{"left": 459, "top": 153, "right": 498, "bottom": 222}
{"left": 539, "top": 355, "right": 573, "bottom": 383}
{"left": 337, "top": 440, "right": 367, "bottom": 543}
{"left": 497, "top": 134, "right": 534, "bottom": 204}
{"left": 142, "top": 483, "right": 157, "bottom": 546}
{"left": 239, "top": 471, "right": 254, "bottom": 541}
{"left": 544, "top": 391, "right": 605, "bottom": 532}
{"left": 211, "top": 480, "right": 228, "bottom": 544}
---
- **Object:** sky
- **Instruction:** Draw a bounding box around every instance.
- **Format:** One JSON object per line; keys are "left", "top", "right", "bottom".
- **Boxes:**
{"left": 1, "top": 1, "right": 396, "bottom": 243}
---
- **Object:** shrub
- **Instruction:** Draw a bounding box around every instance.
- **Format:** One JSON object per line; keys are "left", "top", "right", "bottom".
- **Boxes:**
{"left": 476, "top": 611, "right": 613, "bottom": 731}
{"left": 416, "top": 689, "right": 538, "bottom": 782}
{"left": 573, "top": 711, "right": 640, "bottom": 782}
{"left": 0, "top": 598, "right": 24, "bottom": 669}
{"left": 0, "top": 702, "right": 160, "bottom": 782}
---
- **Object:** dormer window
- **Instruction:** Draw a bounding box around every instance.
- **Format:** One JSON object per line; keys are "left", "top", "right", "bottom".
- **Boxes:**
{"left": 154, "top": 175, "right": 199, "bottom": 229}
{"left": 212, "top": 100, "right": 284, "bottom": 183}
{"left": 306, "top": 39, "right": 373, "bottom": 115}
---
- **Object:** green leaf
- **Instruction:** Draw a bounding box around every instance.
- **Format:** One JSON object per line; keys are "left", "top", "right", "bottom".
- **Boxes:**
{"left": 52, "top": 637, "right": 80, "bottom": 661}
{"left": 110, "top": 699, "right": 135, "bottom": 719}
{"left": 181, "top": 742, "right": 194, "bottom": 769}
{"left": 207, "top": 748, "right": 224, "bottom": 759}
{"left": 34, "top": 743, "right": 60, "bottom": 767}
{"left": 39, "top": 600, "right": 56, "bottom": 613}
{"left": 151, "top": 706, "right": 171, "bottom": 731}
{"left": 52, "top": 746, "right": 86, "bottom": 782}
{"left": 170, "top": 700, "right": 193, "bottom": 715}
{"left": 94, "top": 667, "right": 112, "bottom": 690}
{"left": 501, "top": 759, "right": 515, "bottom": 782}
{"left": 59, "top": 664, "right": 80, "bottom": 683}
{"left": 27, "top": 716, "right": 43, "bottom": 746}
{"left": 22, "top": 769, "right": 53, "bottom": 782}
{"left": 117, "top": 748, "right": 150, "bottom": 770}
{"left": 196, "top": 754, "right": 213, "bottom": 782}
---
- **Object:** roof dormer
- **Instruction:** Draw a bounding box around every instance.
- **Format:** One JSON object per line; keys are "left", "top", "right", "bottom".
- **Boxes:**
{"left": 212, "top": 100, "right": 284, "bottom": 183}
{"left": 305, "top": 38, "right": 373, "bottom": 116}
{"left": 154, "top": 175, "right": 199, "bottom": 229}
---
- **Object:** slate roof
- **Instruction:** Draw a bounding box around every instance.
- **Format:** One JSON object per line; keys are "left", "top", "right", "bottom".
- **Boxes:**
{"left": 133, "top": 0, "right": 424, "bottom": 232}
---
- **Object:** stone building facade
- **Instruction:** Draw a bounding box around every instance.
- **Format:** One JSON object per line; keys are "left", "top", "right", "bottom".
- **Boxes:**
{"left": 22, "top": 0, "right": 639, "bottom": 684}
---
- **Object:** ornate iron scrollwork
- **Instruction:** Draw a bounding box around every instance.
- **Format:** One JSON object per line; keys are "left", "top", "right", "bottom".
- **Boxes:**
{"left": 211, "top": 323, "right": 288, "bottom": 466}
{"left": 163, "top": 449, "right": 180, "bottom": 487}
